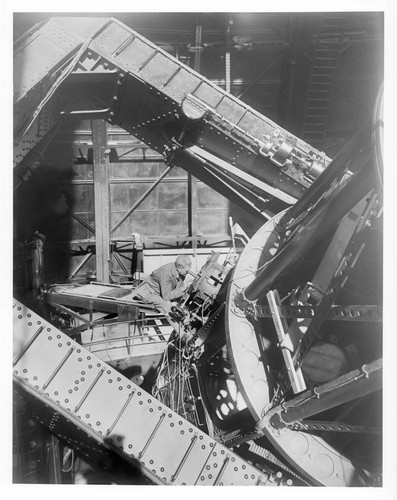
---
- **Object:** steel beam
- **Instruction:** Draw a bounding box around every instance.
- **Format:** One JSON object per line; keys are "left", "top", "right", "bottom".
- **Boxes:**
{"left": 13, "top": 299, "right": 270, "bottom": 486}
{"left": 263, "top": 359, "right": 382, "bottom": 429}
{"left": 14, "top": 17, "right": 331, "bottom": 205}
{"left": 241, "top": 147, "right": 373, "bottom": 303}
{"left": 266, "top": 290, "right": 306, "bottom": 394}
{"left": 93, "top": 120, "right": 111, "bottom": 282}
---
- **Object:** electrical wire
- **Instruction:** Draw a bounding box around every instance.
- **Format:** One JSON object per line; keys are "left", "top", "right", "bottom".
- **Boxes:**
{"left": 101, "top": 324, "right": 116, "bottom": 363}
{"left": 230, "top": 259, "right": 273, "bottom": 285}
{"left": 152, "top": 320, "right": 195, "bottom": 415}
{"left": 229, "top": 229, "right": 279, "bottom": 286}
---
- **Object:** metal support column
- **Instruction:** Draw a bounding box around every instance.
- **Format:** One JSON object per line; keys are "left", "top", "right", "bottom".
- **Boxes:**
{"left": 93, "top": 120, "right": 110, "bottom": 282}
{"left": 188, "top": 21, "right": 203, "bottom": 251}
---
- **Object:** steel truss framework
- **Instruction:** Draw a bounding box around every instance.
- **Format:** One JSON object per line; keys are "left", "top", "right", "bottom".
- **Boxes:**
{"left": 13, "top": 300, "right": 275, "bottom": 486}
{"left": 13, "top": 15, "right": 383, "bottom": 487}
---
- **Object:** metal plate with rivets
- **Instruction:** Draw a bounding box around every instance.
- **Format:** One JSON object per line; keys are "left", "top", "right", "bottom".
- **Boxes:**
{"left": 195, "top": 444, "right": 264, "bottom": 486}
{"left": 14, "top": 18, "right": 82, "bottom": 101}
{"left": 84, "top": 18, "right": 330, "bottom": 182}
{"left": 111, "top": 36, "right": 157, "bottom": 72}
{"left": 215, "top": 95, "right": 248, "bottom": 125}
{"left": 163, "top": 67, "right": 201, "bottom": 102}
{"left": 13, "top": 299, "right": 270, "bottom": 486}
{"left": 14, "top": 16, "right": 331, "bottom": 209}
{"left": 140, "top": 53, "right": 180, "bottom": 88}
{"left": 90, "top": 21, "right": 132, "bottom": 56}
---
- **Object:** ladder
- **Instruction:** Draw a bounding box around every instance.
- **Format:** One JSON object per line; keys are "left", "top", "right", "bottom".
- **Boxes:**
{"left": 302, "top": 13, "right": 347, "bottom": 148}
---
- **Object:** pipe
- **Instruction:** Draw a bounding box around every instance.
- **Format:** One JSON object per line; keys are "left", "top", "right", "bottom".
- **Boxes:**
{"left": 268, "top": 359, "right": 382, "bottom": 428}
{"left": 242, "top": 155, "right": 374, "bottom": 303}
{"left": 288, "top": 121, "right": 372, "bottom": 221}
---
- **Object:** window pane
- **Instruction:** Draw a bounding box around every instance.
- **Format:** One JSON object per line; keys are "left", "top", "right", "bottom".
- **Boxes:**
{"left": 158, "top": 182, "right": 187, "bottom": 209}
{"left": 197, "top": 184, "right": 226, "bottom": 208}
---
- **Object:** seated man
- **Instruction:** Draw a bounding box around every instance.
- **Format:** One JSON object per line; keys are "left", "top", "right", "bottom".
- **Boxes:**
{"left": 133, "top": 255, "right": 192, "bottom": 325}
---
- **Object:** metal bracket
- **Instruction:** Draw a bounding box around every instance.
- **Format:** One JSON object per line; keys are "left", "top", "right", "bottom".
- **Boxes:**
{"left": 266, "top": 290, "right": 306, "bottom": 394}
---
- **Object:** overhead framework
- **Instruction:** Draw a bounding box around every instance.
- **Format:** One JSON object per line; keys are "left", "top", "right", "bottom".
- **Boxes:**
{"left": 14, "top": 16, "right": 330, "bottom": 215}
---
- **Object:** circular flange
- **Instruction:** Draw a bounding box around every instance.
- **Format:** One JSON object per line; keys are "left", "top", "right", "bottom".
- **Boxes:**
{"left": 225, "top": 211, "right": 363, "bottom": 486}
{"left": 225, "top": 211, "right": 284, "bottom": 421}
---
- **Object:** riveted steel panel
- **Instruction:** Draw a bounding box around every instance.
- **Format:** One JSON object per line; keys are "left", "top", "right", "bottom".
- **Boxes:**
{"left": 39, "top": 18, "right": 83, "bottom": 51}
{"left": 109, "top": 399, "right": 213, "bottom": 483}
{"left": 237, "top": 109, "right": 276, "bottom": 139}
{"left": 108, "top": 395, "right": 168, "bottom": 456}
{"left": 193, "top": 81, "right": 224, "bottom": 109}
{"left": 140, "top": 53, "right": 180, "bottom": 88}
{"left": 165, "top": 434, "right": 215, "bottom": 485}
{"left": 47, "top": 363, "right": 132, "bottom": 435}
{"left": 90, "top": 22, "right": 132, "bottom": 56}
{"left": 14, "top": 107, "right": 56, "bottom": 167}
{"left": 215, "top": 96, "right": 247, "bottom": 125}
{"left": 14, "top": 302, "right": 46, "bottom": 358}
{"left": 115, "top": 37, "right": 157, "bottom": 72}
{"left": 13, "top": 299, "right": 271, "bottom": 486}
{"left": 14, "top": 37, "right": 64, "bottom": 99}
{"left": 195, "top": 444, "right": 263, "bottom": 485}
{"left": 14, "top": 18, "right": 81, "bottom": 101}
{"left": 13, "top": 326, "right": 72, "bottom": 388}
{"left": 163, "top": 67, "right": 201, "bottom": 101}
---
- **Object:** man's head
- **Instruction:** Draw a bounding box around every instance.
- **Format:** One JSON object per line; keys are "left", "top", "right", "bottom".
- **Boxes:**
{"left": 175, "top": 255, "right": 192, "bottom": 277}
